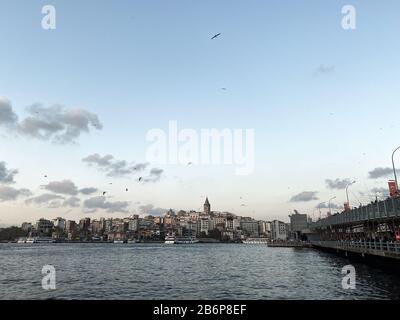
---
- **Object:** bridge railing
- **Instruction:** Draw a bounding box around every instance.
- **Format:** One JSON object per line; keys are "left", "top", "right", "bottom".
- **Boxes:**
{"left": 311, "top": 197, "right": 400, "bottom": 229}
{"left": 311, "top": 240, "right": 400, "bottom": 254}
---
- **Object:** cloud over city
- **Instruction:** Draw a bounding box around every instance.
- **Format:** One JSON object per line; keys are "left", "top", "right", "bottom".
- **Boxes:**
{"left": 0, "top": 161, "right": 18, "bottom": 184}
{"left": 138, "top": 204, "right": 169, "bottom": 216}
{"left": 368, "top": 167, "right": 394, "bottom": 179}
{"left": 25, "top": 193, "right": 81, "bottom": 208}
{"left": 83, "top": 196, "right": 129, "bottom": 213}
{"left": 290, "top": 191, "right": 319, "bottom": 202}
{"left": 82, "top": 153, "right": 150, "bottom": 178}
{"left": 0, "top": 186, "right": 32, "bottom": 202}
{"left": 0, "top": 96, "right": 102, "bottom": 144}
{"left": 325, "top": 178, "right": 351, "bottom": 190}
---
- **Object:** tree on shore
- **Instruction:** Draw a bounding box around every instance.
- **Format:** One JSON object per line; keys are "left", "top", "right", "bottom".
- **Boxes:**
{"left": 0, "top": 227, "right": 28, "bottom": 241}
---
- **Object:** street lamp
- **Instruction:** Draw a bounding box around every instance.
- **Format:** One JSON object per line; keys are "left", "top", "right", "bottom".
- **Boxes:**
{"left": 317, "top": 202, "right": 324, "bottom": 220}
{"left": 345, "top": 180, "right": 356, "bottom": 208}
{"left": 392, "top": 145, "right": 400, "bottom": 190}
{"left": 328, "top": 196, "right": 336, "bottom": 216}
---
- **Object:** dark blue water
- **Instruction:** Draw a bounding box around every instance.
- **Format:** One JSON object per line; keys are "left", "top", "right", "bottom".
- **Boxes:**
{"left": 1, "top": 243, "right": 400, "bottom": 300}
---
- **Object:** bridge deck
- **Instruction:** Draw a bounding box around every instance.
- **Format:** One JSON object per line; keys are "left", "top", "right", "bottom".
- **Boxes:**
{"left": 311, "top": 197, "right": 400, "bottom": 229}
{"left": 311, "top": 241, "right": 400, "bottom": 260}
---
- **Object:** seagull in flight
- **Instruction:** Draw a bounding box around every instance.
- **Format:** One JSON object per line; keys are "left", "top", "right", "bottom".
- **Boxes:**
{"left": 103, "top": 191, "right": 107, "bottom": 196}
{"left": 211, "top": 33, "right": 221, "bottom": 40}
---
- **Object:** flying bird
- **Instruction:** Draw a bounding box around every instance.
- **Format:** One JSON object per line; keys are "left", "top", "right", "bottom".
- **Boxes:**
{"left": 139, "top": 177, "right": 142, "bottom": 182}
{"left": 103, "top": 192, "right": 107, "bottom": 196}
{"left": 211, "top": 33, "right": 221, "bottom": 40}
{"left": 44, "top": 175, "right": 48, "bottom": 178}
{"left": 188, "top": 162, "right": 193, "bottom": 166}
{"left": 221, "top": 88, "right": 227, "bottom": 91}
{"left": 126, "top": 188, "right": 128, "bottom": 192}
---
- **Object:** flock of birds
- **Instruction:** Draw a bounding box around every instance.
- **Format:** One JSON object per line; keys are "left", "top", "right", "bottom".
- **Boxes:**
{"left": 38, "top": 33, "right": 257, "bottom": 210}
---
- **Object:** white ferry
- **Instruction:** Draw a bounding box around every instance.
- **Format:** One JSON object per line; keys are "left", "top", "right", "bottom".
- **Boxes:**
{"left": 113, "top": 239, "right": 125, "bottom": 244}
{"left": 17, "top": 238, "right": 27, "bottom": 244}
{"left": 175, "top": 236, "right": 199, "bottom": 244}
{"left": 127, "top": 239, "right": 139, "bottom": 244}
{"left": 35, "top": 237, "right": 55, "bottom": 243}
{"left": 164, "top": 235, "right": 176, "bottom": 244}
{"left": 242, "top": 238, "right": 269, "bottom": 244}
{"left": 26, "top": 237, "right": 37, "bottom": 244}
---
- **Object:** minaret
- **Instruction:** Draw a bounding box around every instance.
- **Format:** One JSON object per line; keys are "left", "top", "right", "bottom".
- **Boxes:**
{"left": 204, "top": 197, "right": 211, "bottom": 215}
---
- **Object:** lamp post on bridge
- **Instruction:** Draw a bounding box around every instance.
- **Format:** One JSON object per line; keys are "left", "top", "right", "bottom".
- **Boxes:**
{"left": 392, "top": 145, "right": 400, "bottom": 191}
{"left": 328, "top": 196, "right": 336, "bottom": 217}
{"left": 317, "top": 202, "right": 324, "bottom": 220}
{"left": 345, "top": 180, "right": 356, "bottom": 210}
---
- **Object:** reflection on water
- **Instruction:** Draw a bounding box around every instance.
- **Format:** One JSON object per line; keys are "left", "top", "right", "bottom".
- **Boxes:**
{"left": 1, "top": 243, "right": 400, "bottom": 300}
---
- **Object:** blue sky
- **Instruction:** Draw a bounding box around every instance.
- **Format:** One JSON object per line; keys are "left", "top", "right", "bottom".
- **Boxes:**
{"left": 1, "top": 0, "right": 400, "bottom": 225}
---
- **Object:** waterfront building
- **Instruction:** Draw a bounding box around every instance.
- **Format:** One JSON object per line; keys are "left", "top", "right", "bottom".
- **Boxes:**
{"left": 240, "top": 220, "right": 259, "bottom": 237}
{"left": 128, "top": 218, "right": 139, "bottom": 231}
{"left": 198, "top": 218, "right": 210, "bottom": 236}
{"left": 105, "top": 219, "right": 113, "bottom": 232}
{"left": 289, "top": 210, "right": 308, "bottom": 239}
{"left": 53, "top": 217, "right": 66, "bottom": 231}
{"left": 271, "top": 220, "right": 287, "bottom": 241}
{"left": 214, "top": 215, "right": 226, "bottom": 226}
{"left": 21, "top": 222, "right": 32, "bottom": 232}
{"left": 99, "top": 218, "right": 106, "bottom": 232}
{"left": 258, "top": 221, "right": 271, "bottom": 238}
{"left": 34, "top": 219, "right": 54, "bottom": 235}
{"left": 164, "top": 213, "right": 176, "bottom": 226}
{"left": 222, "top": 231, "right": 234, "bottom": 240}
{"left": 226, "top": 217, "right": 234, "bottom": 230}
{"left": 233, "top": 218, "right": 241, "bottom": 230}
{"left": 190, "top": 211, "right": 200, "bottom": 220}
{"left": 79, "top": 218, "right": 91, "bottom": 231}
{"left": 154, "top": 216, "right": 164, "bottom": 224}
{"left": 90, "top": 220, "right": 104, "bottom": 234}
{"left": 65, "top": 220, "right": 76, "bottom": 233}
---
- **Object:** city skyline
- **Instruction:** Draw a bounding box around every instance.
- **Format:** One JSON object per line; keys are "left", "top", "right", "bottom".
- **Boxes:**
{"left": 2, "top": 0, "right": 400, "bottom": 225}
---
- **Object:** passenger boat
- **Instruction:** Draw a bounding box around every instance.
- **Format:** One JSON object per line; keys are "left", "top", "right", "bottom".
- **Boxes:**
{"left": 175, "top": 236, "right": 199, "bottom": 244}
{"left": 164, "top": 235, "right": 176, "bottom": 244}
{"left": 26, "top": 237, "right": 37, "bottom": 244}
{"left": 242, "top": 238, "right": 269, "bottom": 244}
{"left": 113, "top": 239, "right": 125, "bottom": 244}
{"left": 35, "top": 237, "right": 55, "bottom": 243}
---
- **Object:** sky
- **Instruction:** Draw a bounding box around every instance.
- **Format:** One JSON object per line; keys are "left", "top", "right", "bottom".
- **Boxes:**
{"left": 1, "top": 0, "right": 400, "bottom": 226}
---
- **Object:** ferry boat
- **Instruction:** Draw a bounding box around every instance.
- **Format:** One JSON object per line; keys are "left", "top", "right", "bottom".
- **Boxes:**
{"left": 26, "top": 237, "right": 37, "bottom": 244}
{"left": 164, "top": 235, "right": 176, "bottom": 244}
{"left": 113, "top": 239, "right": 125, "bottom": 244}
{"left": 175, "top": 236, "right": 199, "bottom": 244}
{"left": 127, "top": 239, "right": 139, "bottom": 244}
{"left": 17, "top": 238, "right": 27, "bottom": 244}
{"left": 35, "top": 237, "right": 55, "bottom": 243}
{"left": 242, "top": 238, "right": 269, "bottom": 244}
